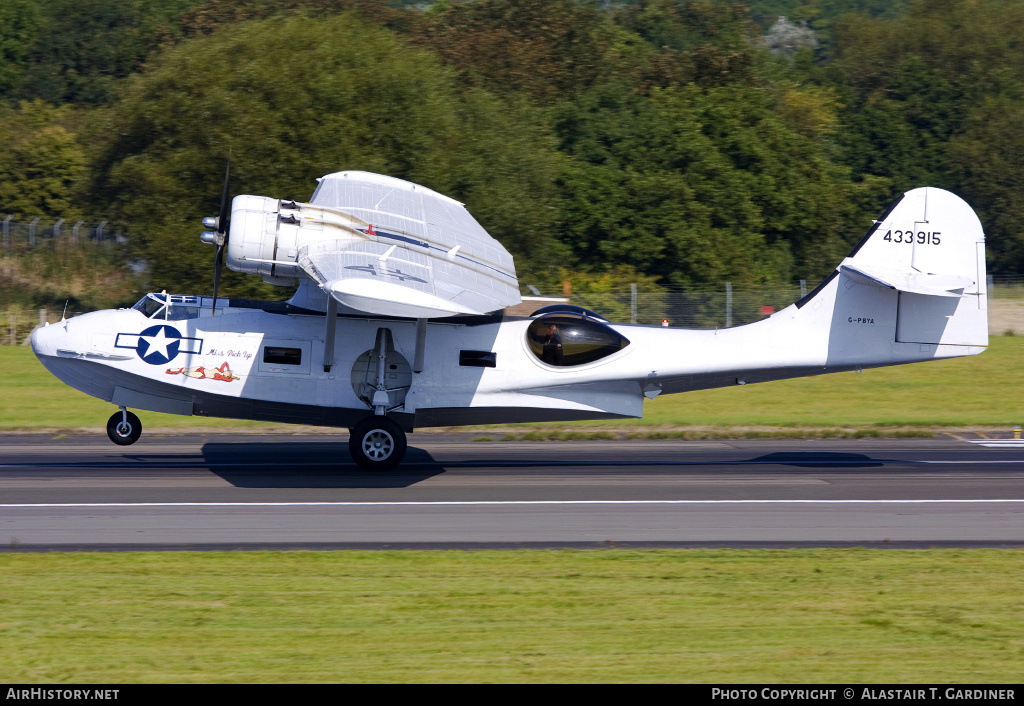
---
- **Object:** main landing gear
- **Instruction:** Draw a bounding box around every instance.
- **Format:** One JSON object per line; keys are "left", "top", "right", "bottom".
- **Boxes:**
{"left": 106, "top": 408, "right": 142, "bottom": 446}
{"left": 348, "top": 416, "right": 407, "bottom": 471}
{"left": 346, "top": 326, "right": 412, "bottom": 471}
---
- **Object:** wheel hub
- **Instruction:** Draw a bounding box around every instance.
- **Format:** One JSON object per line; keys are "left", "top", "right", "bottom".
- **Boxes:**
{"left": 362, "top": 431, "right": 394, "bottom": 460}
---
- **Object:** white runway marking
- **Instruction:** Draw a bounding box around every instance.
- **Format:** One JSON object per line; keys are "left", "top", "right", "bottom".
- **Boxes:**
{"left": 3, "top": 499, "right": 1024, "bottom": 508}
{"left": 920, "top": 460, "right": 1024, "bottom": 463}
{"left": 967, "top": 440, "right": 1024, "bottom": 448}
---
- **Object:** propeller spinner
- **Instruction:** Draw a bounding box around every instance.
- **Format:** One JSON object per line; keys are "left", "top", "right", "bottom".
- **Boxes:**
{"left": 199, "top": 160, "right": 231, "bottom": 315}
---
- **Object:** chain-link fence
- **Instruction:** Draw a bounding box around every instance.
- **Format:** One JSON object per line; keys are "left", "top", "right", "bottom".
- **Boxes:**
{"left": 4, "top": 293, "right": 801, "bottom": 347}
{"left": 988, "top": 276, "right": 1024, "bottom": 299}
{"left": 526, "top": 275, "right": 1024, "bottom": 330}
{"left": 2, "top": 216, "right": 127, "bottom": 250}
{"left": 4, "top": 277, "right": 1024, "bottom": 346}
{"left": 3, "top": 309, "right": 51, "bottom": 346}
{"left": 569, "top": 285, "right": 806, "bottom": 328}
{"left": 1, "top": 216, "right": 133, "bottom": 343}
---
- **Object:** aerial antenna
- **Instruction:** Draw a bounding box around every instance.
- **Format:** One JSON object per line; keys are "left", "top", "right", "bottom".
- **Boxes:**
{"left": 61, "top": 300, "right": 69, "bottom": 321}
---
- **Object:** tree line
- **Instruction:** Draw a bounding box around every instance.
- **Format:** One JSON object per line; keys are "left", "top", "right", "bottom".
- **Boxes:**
{"left": 2, "top": 0, "right": 1022, "bottom": 305}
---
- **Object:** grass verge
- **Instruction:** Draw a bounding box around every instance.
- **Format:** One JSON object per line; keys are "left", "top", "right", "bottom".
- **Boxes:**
{"left": 479, "top": 427, "right": 940, "bottom": 441}
{"left": 2, "top": 549, "right": 1022, "bottom": 683}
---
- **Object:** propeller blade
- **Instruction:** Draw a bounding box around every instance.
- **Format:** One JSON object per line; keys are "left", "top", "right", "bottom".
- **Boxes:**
{"left": 212, "top": 242, "right": 224, "bottom": 316}
{"left": 212, "top": 159, "right": 231, "bottom": 316}
{"left": 218, "top": 159, "right": 231, "bottom": 235}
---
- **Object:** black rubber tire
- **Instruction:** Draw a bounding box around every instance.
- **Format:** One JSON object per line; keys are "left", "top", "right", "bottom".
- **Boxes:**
{"left": 348, "top": 417, "right": 407, "bottom": 471}
{"left": 106, "top": 410, "right": 142, "bottom": 446}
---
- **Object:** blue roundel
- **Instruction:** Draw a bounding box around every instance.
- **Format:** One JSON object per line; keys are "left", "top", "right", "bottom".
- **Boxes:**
{"left": 135, "top": 324, "right": 183, "bottom": 365}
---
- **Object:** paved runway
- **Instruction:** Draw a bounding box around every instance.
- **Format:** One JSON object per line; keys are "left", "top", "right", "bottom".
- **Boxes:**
{"left": 2, "top": 435, "right": 1023, "bottom": 549}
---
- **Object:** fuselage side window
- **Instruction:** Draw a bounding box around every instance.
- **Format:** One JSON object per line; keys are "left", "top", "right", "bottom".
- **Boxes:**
{"left": 264, "top": 346, "right": 302, "bottom": 365}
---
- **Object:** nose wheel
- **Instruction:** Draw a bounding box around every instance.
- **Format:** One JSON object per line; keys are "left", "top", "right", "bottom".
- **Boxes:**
{"left": 106, "top": 409, "right": 142, "bottom": 446}
{"left": 349, "top": 417, "right": 407, "bottom": 471}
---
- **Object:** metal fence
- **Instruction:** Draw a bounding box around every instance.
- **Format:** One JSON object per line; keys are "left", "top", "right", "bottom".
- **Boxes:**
{"left": 528, "top": 275, "right": 1022, "bottom": 329}
{"left": 2, "top": 215, "right": 127, "bottom": 250}
{"left": 988, "top": 276, "right": 1024, "bottom": 298}
{"left": 4, "top": 309, "right": 50, "bottom": 346}
{"left": 4, "top": 277, "right": 1024, "bottom": 347}
{"left": 570, "top": 285, "right": 806, "bottom": 328}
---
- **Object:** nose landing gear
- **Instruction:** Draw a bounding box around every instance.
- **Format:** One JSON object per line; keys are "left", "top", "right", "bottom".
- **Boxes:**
{"left": 106, "top": 408, "right": 142, "bottom": 446}
{"left": 348, "top": 416, "right": 407, "bottom": 471}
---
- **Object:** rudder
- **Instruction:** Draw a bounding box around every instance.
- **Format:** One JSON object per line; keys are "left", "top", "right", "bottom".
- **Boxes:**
{"left": 841, "top": 188, "right": 987, "bottom": 347}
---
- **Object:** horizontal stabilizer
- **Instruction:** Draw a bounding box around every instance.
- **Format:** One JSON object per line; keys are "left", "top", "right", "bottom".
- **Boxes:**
{"left": 840, "top": 263, "right": 974, "bottom": 297}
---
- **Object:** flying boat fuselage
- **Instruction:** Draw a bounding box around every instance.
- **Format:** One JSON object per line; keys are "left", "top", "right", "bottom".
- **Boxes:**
{"left": 31, "top": 176, "right": 990, "bottom": 470}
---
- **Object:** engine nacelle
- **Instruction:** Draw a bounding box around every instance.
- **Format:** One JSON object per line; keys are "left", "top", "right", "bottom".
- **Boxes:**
{"left": 226, "top": 195, "right": 366, "bottom": 286}
{"left": 226, "top": 195, "right": 301, "bottom": 285}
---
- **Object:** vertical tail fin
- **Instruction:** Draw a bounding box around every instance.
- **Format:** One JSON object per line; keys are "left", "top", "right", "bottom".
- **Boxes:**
{"left": 838, "top": 187, "right": 987, "bottom": 347}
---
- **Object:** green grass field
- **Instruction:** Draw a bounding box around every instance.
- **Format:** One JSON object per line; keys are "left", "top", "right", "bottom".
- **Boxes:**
{"left": 3, "top": 336, "right": 1022, "bottom": 433}
{"left": 2, "top": 549, "right": 1022, "bottom": 683}
{"left": 0, "top": 346, "right": 277, "bottom": 432}
{"left": 4, "top": 344, "right": 1024, "bottom": 683}
{"left": 593, "top": 334, "right": 1024, "bottom": 430}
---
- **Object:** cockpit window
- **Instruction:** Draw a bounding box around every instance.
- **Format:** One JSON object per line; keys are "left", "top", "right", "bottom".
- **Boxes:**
{"left": 166, "top": 303, "right": 201, "bottom": 320}
{"left": 132, "top": 293, "right": 204, "bottom": 320}
{"left": 526, "top": 314, "right": 630, "bottom": 367}
{"left": 133, "top": 294, "right": 166, "bottom": 318}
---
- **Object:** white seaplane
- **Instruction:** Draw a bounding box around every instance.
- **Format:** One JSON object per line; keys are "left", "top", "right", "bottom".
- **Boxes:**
{"left": 32, "top": 169, "right": 988, "bottom": 470}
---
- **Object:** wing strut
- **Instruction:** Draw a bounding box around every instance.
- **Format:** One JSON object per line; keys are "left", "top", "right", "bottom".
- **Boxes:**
{"left": 323, "top": 298, "right": 338, "bottom": 372}
{"left": 372, "top": 328, "right": 393, "bottom": 415}
{"left": 413, "top": 318, "right": 426, "bottom": 373}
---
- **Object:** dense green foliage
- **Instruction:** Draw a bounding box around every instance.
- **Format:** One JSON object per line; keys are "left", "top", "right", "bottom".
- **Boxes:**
{"left": 86, "top": 12, "right": 565, "bottom": 296}
{"left": 0, "top": 100, "right": 85, "bottom": 218}
{"left": 3, "top": 0, "right": 1024, "bottom": 304}
{"left": 4, "top": 0, "right": 198, "bottom": 106}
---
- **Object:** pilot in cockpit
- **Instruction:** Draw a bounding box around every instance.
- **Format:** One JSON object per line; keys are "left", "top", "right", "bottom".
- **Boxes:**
{"left": 539, "top": 322, "right": 563, "bottom": 365}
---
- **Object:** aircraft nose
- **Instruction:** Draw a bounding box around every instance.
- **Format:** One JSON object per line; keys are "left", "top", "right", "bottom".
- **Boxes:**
{"left": 30, "top": 320, "right": 62, "bottom": 358}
